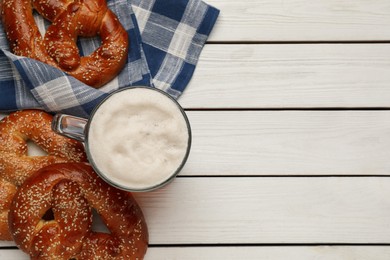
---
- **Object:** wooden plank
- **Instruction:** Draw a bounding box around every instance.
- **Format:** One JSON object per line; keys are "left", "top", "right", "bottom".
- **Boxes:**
{"left": 132, "top": 177, "right": 390, "bottom": 244}
{"left": 0, "top": 250, "right": 26, "bottom": 260}
{"left": 1, "top": 45, "right": 390, "bottom": 110}
{"left": 147, "top": 246, "right": 390, "bottom": 259}
{"left": 2, "top": 246, "right": 390, "bottom": 259}
{"left": 134, "top": 177, "right": 390, "bottom": 244}
{"left": 1, "top": 177, "right": 390, "bottom": 245}
{"left": 207, "top": 0, "right": 390, "bottom": 41}
{"left": 183, "top": 111, "right": 390, "bottom": 176}
{"left": 180, "top": 44, "right": 390, "bottom": 109}
{"left": 2, "top": 111, "right": 390, "bottom": 176}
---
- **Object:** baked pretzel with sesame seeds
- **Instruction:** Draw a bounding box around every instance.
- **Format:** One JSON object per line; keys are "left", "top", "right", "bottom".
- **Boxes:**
{"left": 0, "top": 110, "right": 87, "bottom": 240}
{"left": 9, "top": 163, "right": 148, "bottom": 259}
{"left": 1, "top": 0, "right": 129, "bottom": 88}
{"left": 0, "top": 110, "right": 87, "bottom": 186}
{"left": 0, "top": 179, "right": 17, "bottom": 240}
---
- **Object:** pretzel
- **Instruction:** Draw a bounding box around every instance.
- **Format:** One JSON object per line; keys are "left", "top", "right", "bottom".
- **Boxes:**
{"left": 0, "top": 179, "right": 17, "bottom": 240}
{"left": 0, "top": 110, "right": 87, "bottom": 186}
{"left": 9, "top": 163, "right": 148, "bottom": 259}
{"left": 1, "top": 0, "right": 129, "bottom": 88}
{"left": 0, "top": 110, "right": 87, "bottom": 240}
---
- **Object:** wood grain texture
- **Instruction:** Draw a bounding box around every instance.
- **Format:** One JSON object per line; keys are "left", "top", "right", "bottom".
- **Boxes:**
{"left": 180, "top": 44, "right": 390, "bottom": 109}
{"left": 2, "top": 246, "right": 390, "bottom": 259}
{"left": 207, "top": 0, "right": 390, "bottom": 41}
{"left": 146, "top": 246, "right": 390, "bottom": 260}
{"left": 133, "top": 177, "right": 390, "bottom": 244}
{"left": 2, "top": 111, "right": 390, "bottom": 177}
{"left": 183, "top": 111, "right": 390, "bottom": 176}
{"left": 1, "top": 177, "right": 389, "bottom": 246}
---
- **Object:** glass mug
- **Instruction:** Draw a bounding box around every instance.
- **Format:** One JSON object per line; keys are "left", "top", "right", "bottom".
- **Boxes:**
{"left": 52, "top": 87, "right": 192, "bottom": 192}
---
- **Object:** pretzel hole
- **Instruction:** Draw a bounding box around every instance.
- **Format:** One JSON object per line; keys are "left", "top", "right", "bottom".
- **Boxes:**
{"left": 27, "top": 140, "right": 48, "bottom": 157}
{"left": 33, "top": 11, "right": 50, "bottom": 38}
{"left": 91, "top": 209, "right": 111, "bottom": 234}
{"left": 42, "top": 208, "right": 55, "bottom": 221}
{"left": 77, "top": 35, "right": 102, "bottom": 57}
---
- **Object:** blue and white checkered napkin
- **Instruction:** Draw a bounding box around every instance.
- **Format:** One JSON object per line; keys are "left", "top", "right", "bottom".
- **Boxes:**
{"left": 0, "top": 0, "right": 219, "bottom": 117}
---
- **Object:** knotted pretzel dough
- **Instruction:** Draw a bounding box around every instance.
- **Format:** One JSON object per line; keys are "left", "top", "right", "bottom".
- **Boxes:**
{"left": 9, "top": 163, "right": 148, "bottom": 259}
{"left": 0, "top": 110, "right": 87, "bottom": 240}
{"left": 0, "top": 110, "right": 87, "bottom": 185}
{"left": 1, "top": 0, "right": 129, "bottom": 88}
{"left": 0, "top": 180, "right": 17, "bottom": 240}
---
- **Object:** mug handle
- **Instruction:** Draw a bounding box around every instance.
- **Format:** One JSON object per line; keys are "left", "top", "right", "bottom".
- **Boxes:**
{"left": 52, "top": 114, "right": 88, "bottom": 142}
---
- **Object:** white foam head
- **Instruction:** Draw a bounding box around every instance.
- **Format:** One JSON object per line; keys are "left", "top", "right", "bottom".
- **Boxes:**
{"left": 87, "top": 87, "right": 191, "bottom": 191}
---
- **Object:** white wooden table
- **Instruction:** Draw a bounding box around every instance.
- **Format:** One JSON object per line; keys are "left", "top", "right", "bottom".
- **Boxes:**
{"left": 2, "top": 0, "right": 390, "bottom": 259}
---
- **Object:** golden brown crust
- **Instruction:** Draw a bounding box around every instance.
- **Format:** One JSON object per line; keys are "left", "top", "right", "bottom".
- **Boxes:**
{"left": 0, "top": 110, "right": 87, "bottom": 185}
{"left": 0, "top": 179, "right": 17, "bottom": 240}
{"left": 9, "top": 163, "right": 148, "bottom": 259}
{"left": 1, "top": 0, "right": 129, "bottom": 88}
{"left": 0, "top": 110, "right": 87, "bottom": 241}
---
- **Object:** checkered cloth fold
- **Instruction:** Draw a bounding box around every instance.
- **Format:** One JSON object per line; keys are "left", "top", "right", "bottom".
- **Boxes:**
{"left": 0, "top": 0, "right": 219, "bottom": 117}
